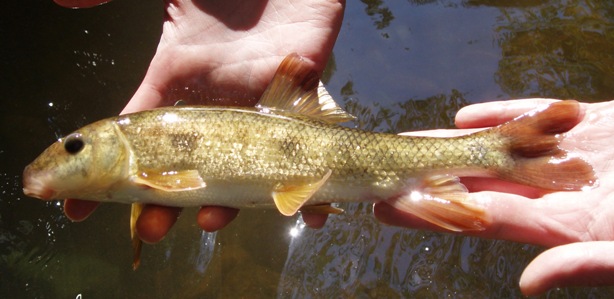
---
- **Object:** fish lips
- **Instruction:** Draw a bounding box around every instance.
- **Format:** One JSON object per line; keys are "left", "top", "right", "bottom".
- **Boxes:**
{"left": 22, "top": 166, "right": 56, "bottom": 200}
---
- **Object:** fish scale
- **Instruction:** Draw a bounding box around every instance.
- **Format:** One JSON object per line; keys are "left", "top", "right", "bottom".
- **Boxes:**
{"left": 112, "top": 106, "right": 510, "bottom": 205}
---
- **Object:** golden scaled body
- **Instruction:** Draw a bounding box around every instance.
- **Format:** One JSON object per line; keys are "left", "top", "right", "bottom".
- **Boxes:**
{"left": 111, "top": 106, "right": 504, "bottom": 207}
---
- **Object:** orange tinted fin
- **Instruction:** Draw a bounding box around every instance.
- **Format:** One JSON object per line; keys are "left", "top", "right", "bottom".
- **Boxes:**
{"left": 134, "top": 169, "right": 206, "bottom": 192}
{"left": 387, "top": 174, "right": 488, "bottom": 232}
{"left": 272, "top": 170, "right": 332, "bottom": 216}
{"left": 256, "top": 53, "right": 355, "bottom": 123}
{"left": 130, "top": 203, "right": 144, "bottom": 270}
{"left": 492, "top": 100, "right": 597, "bottom": 190}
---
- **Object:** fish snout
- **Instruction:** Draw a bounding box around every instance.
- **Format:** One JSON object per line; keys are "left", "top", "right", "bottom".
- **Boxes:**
{"left": 22, "top": 166, "right": 55, "bottom": 200}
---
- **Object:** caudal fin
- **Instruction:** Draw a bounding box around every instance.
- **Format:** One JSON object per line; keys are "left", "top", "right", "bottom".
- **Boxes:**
{"left": 493, "top": 100, "right": 597, "bottom": 190}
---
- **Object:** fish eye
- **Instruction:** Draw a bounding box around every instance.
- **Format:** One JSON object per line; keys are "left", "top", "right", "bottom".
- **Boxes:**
{"left": 64, "top": 133, "right": 85, "bottom": 154}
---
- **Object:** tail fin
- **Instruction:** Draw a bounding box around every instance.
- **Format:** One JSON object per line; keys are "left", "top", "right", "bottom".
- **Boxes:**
{"left": 493, "top": 100, "right": 596, "bottom": 190}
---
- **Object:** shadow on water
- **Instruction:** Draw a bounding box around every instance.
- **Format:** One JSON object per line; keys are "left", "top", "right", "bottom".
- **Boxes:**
{"left": 2, "top": 0, "right": 614, "bottom": 298}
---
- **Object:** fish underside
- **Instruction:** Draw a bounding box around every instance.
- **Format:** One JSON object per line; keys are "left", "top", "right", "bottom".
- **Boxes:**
{"left": 23, "top": 54, "right": 597, "bottom": 269}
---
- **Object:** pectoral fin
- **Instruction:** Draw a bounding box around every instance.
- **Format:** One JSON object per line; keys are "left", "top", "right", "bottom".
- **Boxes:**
{"left": 134, "top": 170, "right": 206, "bottom": 192}
{"left": 387, "top": 174, "right": 489, "bottom": 232}
{"left": 272, "top": 170, "right": 332, "bottom": 216}
{"left": 130, "top": 203, "right": 144, "bottom": 270}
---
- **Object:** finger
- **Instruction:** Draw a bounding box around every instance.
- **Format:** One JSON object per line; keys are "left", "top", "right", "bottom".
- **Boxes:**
{"left": 301, "top": 213, "right": 328, "bottom": 229}
{"left": 461, "top": 177, "right": 545, "bottom": 199}
{"left": 520, "top": 241, "right": 614, "bottom": 296}
{"left": 53, "top": 0, "right": 112, "bottom": 9}
{"left": 374, "top": 201, "right": 447, "bottom": 231}
{"left": 196, "top": 206, "right": 239, "bottom": 232}
{"left": 136, "top": 205, "right": 182, "bottom": 244}
{"left": 398, "top": 128, "right": 484, "bottom": 138}
{"left": 64, "top": 199, "right": 100, "bottom": 221}
{"left": 398, "top": 99, "right": 565, "bottom": 138}
{"left": 374, "top": 190, "right": 572, "bottom": 247}
{"left": 121, "top": 81, "right": 166, "bottom": 114}
{"left": 455, "top": 98, "right": 558, "bottom": 129}
{"left": 372, "top": 176, "right": 545, "bottom": 232}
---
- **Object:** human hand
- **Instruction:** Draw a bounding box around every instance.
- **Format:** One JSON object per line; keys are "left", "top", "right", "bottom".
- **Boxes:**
{"left": 374, "top": 98, "right": 614, "bottom": 295}
{"left": 61, "top": 0, "right": 345, "bottom": 241}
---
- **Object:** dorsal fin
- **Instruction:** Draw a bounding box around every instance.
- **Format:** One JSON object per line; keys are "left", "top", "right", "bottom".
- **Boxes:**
{"left": 256, "top": 53, "right": 355, "bottom": 124}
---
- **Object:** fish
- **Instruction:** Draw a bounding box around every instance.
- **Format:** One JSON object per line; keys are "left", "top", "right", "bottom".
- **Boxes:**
{"left": 23, "top": 53, "right": 597, "bottom": 268}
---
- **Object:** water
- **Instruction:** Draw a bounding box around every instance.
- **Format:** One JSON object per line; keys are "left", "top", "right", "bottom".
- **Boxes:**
{"left": 2, "top": 0, "right": 614, "bottom": 297}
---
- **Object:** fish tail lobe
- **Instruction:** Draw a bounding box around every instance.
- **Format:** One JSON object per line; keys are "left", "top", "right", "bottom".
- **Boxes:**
{"left": 494, "top": 100, "right": 596, "bottom": 190}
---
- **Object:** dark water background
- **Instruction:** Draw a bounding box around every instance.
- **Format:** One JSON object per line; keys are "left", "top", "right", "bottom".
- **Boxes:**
{"left": 2, "top": 0, "right": 614, "bottom": 298}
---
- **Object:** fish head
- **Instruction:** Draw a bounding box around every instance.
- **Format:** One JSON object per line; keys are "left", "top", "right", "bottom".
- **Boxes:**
{"left": 23, "top": 119, "right": 129, "bottom": 201}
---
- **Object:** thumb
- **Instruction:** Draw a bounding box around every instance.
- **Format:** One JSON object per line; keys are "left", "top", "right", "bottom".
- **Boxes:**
{"left": 120, "top": 49, "right": 175, "bottom": 114}
{"left": 121, "top": 81, "right": 166, "bottom": 114}
{"left": 454, "top": 98, "right": 557, "bottom": 128}
{"left": 520, "top": 241, "right": 614, "bottom": 296}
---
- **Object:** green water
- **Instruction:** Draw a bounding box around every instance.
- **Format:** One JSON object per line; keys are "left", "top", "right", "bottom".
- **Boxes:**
{"left": 2, "top": 0, "right": 614, "bottom": 298}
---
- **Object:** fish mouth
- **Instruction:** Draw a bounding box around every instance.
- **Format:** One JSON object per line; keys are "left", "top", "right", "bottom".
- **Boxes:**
{"left": 23, "top": 179, "right": 56, "bottom": 200}
{"left": 23, "top": 168, "right": 56, "bottom": 200}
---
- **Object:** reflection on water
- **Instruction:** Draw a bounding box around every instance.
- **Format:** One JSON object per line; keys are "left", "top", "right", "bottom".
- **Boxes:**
{"left": 3, "top": 0, "right": 614, "bottom": 298}
{"left": 193, "top": 231, "right": 217, "bottom": 274}
{"left": 1, "top": 174, "right": 122, "bottom": 298}
{"left": 279, "top": 204, "right": 531, "bottom": 298}
{"left": 343, "top": 89, "right": 469, "bottom": 132}
{"left": 492, "top": 1, "right": 614, "bottom": 100}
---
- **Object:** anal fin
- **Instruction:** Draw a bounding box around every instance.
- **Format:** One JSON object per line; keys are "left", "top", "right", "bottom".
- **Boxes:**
{"left": 388, "top": 174, "right": 488, "bottom": 232}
